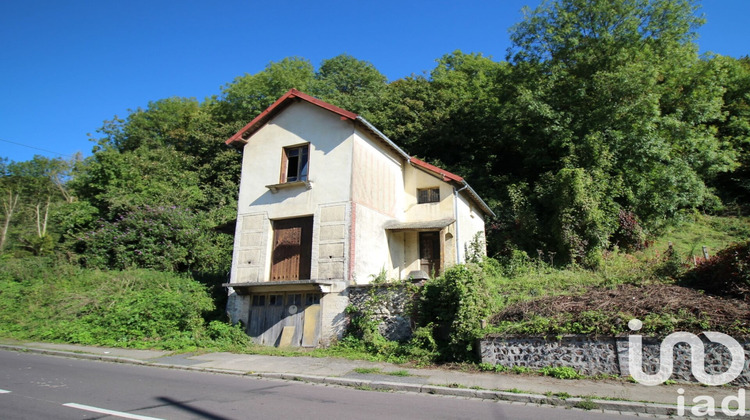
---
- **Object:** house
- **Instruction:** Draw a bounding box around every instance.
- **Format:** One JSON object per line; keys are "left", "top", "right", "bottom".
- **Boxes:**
{"left": 223, "top": 89, "right": 495, "bottom": 347}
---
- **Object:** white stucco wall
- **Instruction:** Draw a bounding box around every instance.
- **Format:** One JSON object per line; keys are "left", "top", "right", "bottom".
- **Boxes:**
{"left": 229, "top": 101, "right": 356, "bottom": 286}
{"left": 235, "top": 101, "right": 355, "bottom": 215}
{"left": 350, "top": 131, "right": 404, "bottom": 283}
{"left": 456, "top": 192, "right": 487, "bottom": 263}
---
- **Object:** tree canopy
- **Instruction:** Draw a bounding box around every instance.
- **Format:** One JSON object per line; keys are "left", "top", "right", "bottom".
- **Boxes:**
{"left": 1, "top": 1, "right": 748, "bottom": 271}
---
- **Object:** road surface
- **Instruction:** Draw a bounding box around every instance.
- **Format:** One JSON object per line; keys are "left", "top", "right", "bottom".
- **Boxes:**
{"left": 0, "top": 350, "right": 632, "bottom": 419}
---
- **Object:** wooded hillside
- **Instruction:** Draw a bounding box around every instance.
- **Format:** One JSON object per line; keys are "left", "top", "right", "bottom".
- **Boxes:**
{"left": 2, "top": 0, "right": 749, "bottom": 272}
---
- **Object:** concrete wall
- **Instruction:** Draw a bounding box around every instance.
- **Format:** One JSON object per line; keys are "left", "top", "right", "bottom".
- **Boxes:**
{"left": 351, "top": 130, "right": 403, "bottom": 218}
{"left": 481, "top": 335, "right": 750, "bottom": 385}
{"left": 353, "top": 204, "right": 398, "bottom": 282}
{"left": 319, "top": 282, "right": 349, "bottom": 346}
{"left": 235, "top": 101, "right": 354, "bottom": 215}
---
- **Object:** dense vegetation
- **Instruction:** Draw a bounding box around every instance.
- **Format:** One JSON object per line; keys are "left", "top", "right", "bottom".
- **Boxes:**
{"left": 1, "top": 0, "right": 749, "bottom": 360}
{"left": 0, "top": 258, "right": 249, "bottom": 350}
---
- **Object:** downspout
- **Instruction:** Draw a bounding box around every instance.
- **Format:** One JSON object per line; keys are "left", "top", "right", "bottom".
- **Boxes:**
{"left": 453, "top": 182, "right": 469, "bottom": 264}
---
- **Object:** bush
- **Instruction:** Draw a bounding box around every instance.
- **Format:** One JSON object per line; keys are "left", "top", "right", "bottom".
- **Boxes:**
{"left": 75, "top": 205, "right": 231, "bottom": 274}
{"left": 683, "top": 241, "right": 750, "bottom": 300}
{"left": 0, "top": 257, "right": 222, "bottom": 349}
{"left": 612, "top": 209, "right": 646, "bottom": 252}
{"left": 418, "top": 264, "right": 494, "bottom": 362}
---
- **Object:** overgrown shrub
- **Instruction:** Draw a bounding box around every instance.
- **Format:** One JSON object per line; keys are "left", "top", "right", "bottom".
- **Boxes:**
{"left": 75, "top": 205, "right": 231, "bottom": 274}
{"left": 654, "top": 244, "right": 687, "bottom": 279}
{"left": 0, "top": 257, "right": 239, "bottom": 350}
{"left": 540, "top": 366, "right": 583, "bottom": 379}
{"left": 418, "top": 264, "right": 494, "bottom": 362}
{"left": 683, "top": 241, "right": 750, "bottom": 300}
{"left": 612, "top": 209, "right": 646, "bottom": 252}
{"left": 536, "top": 168, "right": 614, "bottom": 267}
{"left": 341, "top": 273, "right": 425, "bottom": 363}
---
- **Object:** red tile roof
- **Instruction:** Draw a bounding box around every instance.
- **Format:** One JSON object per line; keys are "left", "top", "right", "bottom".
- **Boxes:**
{"left": 409, "top": 157, "right": 464, "bottom": 183}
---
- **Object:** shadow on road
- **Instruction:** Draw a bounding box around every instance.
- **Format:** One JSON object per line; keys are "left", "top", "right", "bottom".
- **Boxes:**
{"left": 157, "top": 396, "right": 231, "bottom": 420}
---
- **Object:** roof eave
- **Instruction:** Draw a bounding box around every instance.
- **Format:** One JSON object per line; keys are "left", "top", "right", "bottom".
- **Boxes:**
{"left": 459, "top": 180, "right": 496, "bottom": 218}
{"left": 225, "top": 89, "right": 358, "bottom": 147}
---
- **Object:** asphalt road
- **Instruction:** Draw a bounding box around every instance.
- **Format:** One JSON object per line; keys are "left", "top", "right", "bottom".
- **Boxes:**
{"left": 0, "top": 350, "right": 632, "bottom": 419}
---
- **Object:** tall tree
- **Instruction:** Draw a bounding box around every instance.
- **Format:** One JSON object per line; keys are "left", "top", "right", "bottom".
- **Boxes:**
{"left": 217, "top": 57, "right": 317, "bottom": 127}
{"left": 496, "top": 0, "right": 737, "bottom": 263}
{"left": 711, "top": 56, "right": 750, "bottom": 205}
{"left": 315, "top": 54, "right": 388, "bottom": 116}
{"left": 0, "top": 156, "right": 74, "bottom": 255}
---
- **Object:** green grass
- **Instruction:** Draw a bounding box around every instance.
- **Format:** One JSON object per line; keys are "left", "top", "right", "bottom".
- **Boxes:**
{"left": 650, "top": 214, "right": 750, "bottom": 260}
{"left": 386, "top": 370, "right": 411, "bottom": 377}
{"left": 353, "top": 367, "right": 382, "bottom": 374}
{"left": 484, "top": 214, "right": 750, "bottom": 335}
{"left": 352, "top": 367, "right": 410, "bottom": 377}
{"left": 511, "top": 366, "right": 533, "bottom": 374}
{"left": 574, "top": 399, "right": 598, "bottom": 410}
{"left": 539, "top": 366, "right": 583, "bottom": 380}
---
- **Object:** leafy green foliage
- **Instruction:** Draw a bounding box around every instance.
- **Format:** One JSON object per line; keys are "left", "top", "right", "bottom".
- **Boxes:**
{"left": 539, "top": 366, "right": 583, "bottom": 380}
{"left": 340, "top": 276, "right": 435, "bottom": 365}
{"left": 418, "top": 264, "right": 494, "bottom": 362}
{"left": 0, "top": 257, "right": 246, "bottom": 350}
{"left": 478, "top": 362, "right": 508, "bottom": 373}
{"left": 0, "top": 155, "right": 75, "bottom": 256}
{"left": 75, "top": 205, "right": 231, "bottom": 274}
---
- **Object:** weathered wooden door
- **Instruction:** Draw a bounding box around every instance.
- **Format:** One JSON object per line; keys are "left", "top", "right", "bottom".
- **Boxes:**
{"left": 270, "top": 217, "right": 313, "bottom": 281}
{"left": 247, "top": 292, "right": 322, "bottom": 347}
{"left": 419, "top": 231, "right": 441, "bottom": 277}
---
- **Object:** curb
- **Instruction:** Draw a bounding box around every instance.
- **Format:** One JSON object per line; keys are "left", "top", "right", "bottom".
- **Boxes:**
{"left": 1, "top": 344, "right": 699, "bottom": 418}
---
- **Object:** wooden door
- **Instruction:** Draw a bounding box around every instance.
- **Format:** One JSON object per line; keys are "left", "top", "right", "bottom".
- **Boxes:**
{"left": 419, "top": 231, "right": 441, "bottom": 277}
{"left": 247, "top": 292, "right": 322, "bottom": 347}
{"left": 270, "top": 217, "right": 313, "bottom": 281}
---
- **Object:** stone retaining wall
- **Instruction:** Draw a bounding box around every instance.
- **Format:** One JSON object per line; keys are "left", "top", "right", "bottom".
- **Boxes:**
{"left": 348, "top": 284, "right": 414, "bottom": 342}
{"left": 480, "top": 335, "right": 750, "bottom": 385}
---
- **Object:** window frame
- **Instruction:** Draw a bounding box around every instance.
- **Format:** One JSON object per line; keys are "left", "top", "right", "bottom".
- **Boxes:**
{"left": 417, "top": 187, "right": 440, "bottom": 204}
{"left": 280, "top": 144, "right": 310, "bottom": 183}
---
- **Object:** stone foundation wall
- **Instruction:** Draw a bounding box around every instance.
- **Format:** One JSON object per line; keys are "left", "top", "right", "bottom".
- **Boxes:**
{"left": 481, "top": 335, "right": 750, "bottom": 385}
{"left": 348, "top": 284, "right": 414, "bottom": 342}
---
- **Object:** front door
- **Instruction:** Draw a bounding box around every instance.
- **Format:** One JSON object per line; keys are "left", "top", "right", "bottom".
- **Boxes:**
{"left": 270, "top": 217, "right": 313, "bottom": 281}
{"left": 419, "top": 231, "right": 441, "bottom": 277}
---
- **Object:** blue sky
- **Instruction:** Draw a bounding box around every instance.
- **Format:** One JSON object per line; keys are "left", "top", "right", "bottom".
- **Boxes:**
{"left": 1, "top": 0, "right": 747, "bottom": 163}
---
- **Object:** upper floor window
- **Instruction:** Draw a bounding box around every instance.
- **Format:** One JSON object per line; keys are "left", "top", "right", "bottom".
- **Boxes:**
{"left": 281, "top": 144, "right": 309, "bottom": 183}
{"left": 417, "top": 187, "right": 440, "bottom": 204}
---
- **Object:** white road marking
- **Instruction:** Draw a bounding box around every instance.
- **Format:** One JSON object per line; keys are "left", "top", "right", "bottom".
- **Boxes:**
{"left": 62, "top": 403, "right": 164, "bottom": 420}
{"left": 0, "top": 389, "right": 10, "bottom": 393}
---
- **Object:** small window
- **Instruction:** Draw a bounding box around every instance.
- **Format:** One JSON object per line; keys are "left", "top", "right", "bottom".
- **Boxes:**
{"left": 269, "top": 294, "right": 283, "bottom": 306}
{"left": 281, "top": 145, "right": 309, "bottom": 183}
{"left": 417, "top": 187, "right": 440, "bottom": 204}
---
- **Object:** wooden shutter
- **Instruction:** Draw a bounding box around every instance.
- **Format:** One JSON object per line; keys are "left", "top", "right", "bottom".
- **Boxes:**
{"left": 270, "top": 217, "right": 313, "bottom": 281}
